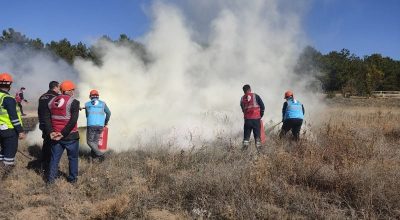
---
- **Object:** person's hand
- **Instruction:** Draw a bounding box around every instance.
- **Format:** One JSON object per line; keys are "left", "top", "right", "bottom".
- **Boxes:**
{"left": 54, "top": 133, "right": 64, "bottom": 141}
{"left": 18, "top": 132, "right": 26, "bottom": 139}
{"left": 50, "top": 132, "right": 57, "bottom": 139}
{"left": 50, "top": 132, "right": 63, "bottom": 140}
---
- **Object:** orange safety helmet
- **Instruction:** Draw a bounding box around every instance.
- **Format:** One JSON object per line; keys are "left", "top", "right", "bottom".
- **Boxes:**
{"left": 89, "top": 89, "right": 99, "bottom": 97}
{"left": 0, "top": 72, "right": 13, "bottom": 85}
{"left": 284, "top": 90, "right": 293, "bottom": 99}
{"left": 60, "top": 80, "right": 75, "bottom": 92}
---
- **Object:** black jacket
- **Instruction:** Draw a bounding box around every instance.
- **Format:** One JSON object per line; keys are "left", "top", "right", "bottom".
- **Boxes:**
{"left": 38, "top": 90, "right": 59, "bottom": 132}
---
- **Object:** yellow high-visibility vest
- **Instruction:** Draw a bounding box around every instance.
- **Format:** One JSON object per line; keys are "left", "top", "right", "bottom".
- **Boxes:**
{"left": 0, "top": 93, "right": 23, "bottom": 129}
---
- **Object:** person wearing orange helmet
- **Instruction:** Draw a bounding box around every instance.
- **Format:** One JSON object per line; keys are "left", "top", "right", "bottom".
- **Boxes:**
{"left": 45, "top": 80, "right": 80, "bottom": 184}
{"left": 0, "top": 72, "right": 25, "bottom": 179}
{"left": 84, "top": 89, "right": 111, "bottom": 162}
{"left": 280, "top": 90, "right": 305, "bottom": 141}
{"left": 240, "top": 84, "right": 265, "bottom": 151}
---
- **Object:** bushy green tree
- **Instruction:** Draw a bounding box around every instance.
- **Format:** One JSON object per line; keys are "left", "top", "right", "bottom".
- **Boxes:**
{"left": 296, "top": 46, "right": 400, "bottom": 95}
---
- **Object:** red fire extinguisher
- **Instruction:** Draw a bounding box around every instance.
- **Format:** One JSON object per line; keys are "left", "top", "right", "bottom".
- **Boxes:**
{"left": 98, "top": 126, "right": 108, "bottom": 151}
{"left": 260, "top": 120, "right": 266, "bottom": 144}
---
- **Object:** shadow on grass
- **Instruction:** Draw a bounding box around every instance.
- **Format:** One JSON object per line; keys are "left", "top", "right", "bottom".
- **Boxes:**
{"left": 26, "top": 144, "right": 69, "bottom": 182}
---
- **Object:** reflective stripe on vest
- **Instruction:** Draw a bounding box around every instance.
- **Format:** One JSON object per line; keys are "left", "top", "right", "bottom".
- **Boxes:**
{"left": 284, "top": 99, "right": 304, "bottom": 120}
{"left": 85, "top": 99, "right": 106, "bottom": 126}
{"left": 48, "top": 95, "right": 78, "bottom": 132}
{"left": 241, "top": 93, "right": 261, "bottom": 119}
{"left": 0, "top": 93, "right": 23, "bottom": 129}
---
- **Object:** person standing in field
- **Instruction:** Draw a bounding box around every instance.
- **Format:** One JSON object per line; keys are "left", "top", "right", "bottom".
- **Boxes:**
{"left": 240, "top": 84, "right": 265, "bottom": 151}
{"left": 37, "top": 81, "right": 60, "bottom": 173}
{"left": 0, "top": 72, "right": 25, "bottom": 179}
{"left": 279, "top": 90, "right": 305, "bottom": 141}
{"left": 46, "top": 80, "right": 80, "bottom": 184}
{"left": 15, "top": 87, "right": 28, "bottom": 116}
{"left": 84, "top": 89, "right": 111, "bottom": 162}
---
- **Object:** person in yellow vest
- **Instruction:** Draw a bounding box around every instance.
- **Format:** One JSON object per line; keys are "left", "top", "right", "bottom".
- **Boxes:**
{"left": 0, "top": 72, "right": 25, "bottom": 179}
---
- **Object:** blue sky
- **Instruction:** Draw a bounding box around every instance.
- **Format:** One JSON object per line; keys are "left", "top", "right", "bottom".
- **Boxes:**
{"left": 305, "top": 0, "right": 400, "bottom": 59}
{"left": 1, "top": 0, "right": 399, "bottom": 59}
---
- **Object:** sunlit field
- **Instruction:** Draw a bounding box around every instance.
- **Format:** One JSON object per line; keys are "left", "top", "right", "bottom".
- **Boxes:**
{"left": 1, "top": 97, "right": 399, "bottom": 219}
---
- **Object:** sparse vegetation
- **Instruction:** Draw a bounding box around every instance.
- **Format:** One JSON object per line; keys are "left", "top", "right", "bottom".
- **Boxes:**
{"left": 1, "top": 98, "right": 399, "bottom": 219}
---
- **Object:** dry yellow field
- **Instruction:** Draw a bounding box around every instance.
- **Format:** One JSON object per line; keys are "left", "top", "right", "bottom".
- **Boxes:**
{"left": 1, "top": 97, "right": 399, "bottom": 219}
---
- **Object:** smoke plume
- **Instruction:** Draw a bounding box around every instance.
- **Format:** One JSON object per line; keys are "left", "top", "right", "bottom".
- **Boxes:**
{"left": 75, "top": 0, "right": 322, "bottom": 151}
{"left": 1, "top": 0, "right": 323, "bottom": 150}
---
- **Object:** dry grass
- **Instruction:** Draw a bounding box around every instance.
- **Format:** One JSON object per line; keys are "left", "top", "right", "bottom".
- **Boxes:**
{"left": 1, "top": 98, "right": 400, "bottom": 219}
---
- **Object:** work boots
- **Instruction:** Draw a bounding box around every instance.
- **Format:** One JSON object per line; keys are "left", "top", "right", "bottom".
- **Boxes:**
{"left": 1, "top": 163, "right": 15, "bottom": 180}
{"left": 242, "top": 140, "right": 250, "bottom": 151}
{"left": 255, "top": 138, "right": 262, "bottom": 154}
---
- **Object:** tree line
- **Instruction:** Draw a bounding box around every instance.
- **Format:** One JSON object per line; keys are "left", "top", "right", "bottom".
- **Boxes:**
{"left": 295, "top": 46, "right": 400, "bottom": 95}
{"left": 0, "top": 28, "right": 148, "bottom": 66}
{"left": 2, "top": 28, "right": 399, "bottom": 95}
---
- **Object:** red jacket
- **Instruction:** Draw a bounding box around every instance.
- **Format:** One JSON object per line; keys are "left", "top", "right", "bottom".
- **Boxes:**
{"left": 48, "top": 95, "right": 78, "bottom": 133}
{"left": 241, "top": 92, "right": 261, "bottom": 119}
{"left": 15, "top": 90, "right": 23, "bottom": 103}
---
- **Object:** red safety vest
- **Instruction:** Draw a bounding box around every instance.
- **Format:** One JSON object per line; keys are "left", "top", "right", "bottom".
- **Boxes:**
{"left": 241, "top": 92, "right": 261, "bottom": 119}
{"left": 15, "top": 91, "right": 22, "bottom": 103}
{"left": 48, "top": 94, "right": 78, "bottom": 133}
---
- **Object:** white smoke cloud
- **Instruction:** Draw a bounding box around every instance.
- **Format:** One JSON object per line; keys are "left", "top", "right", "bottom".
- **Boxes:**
{"left": 1, "top": 0, "right": 324, "bottom": 151}
{"left": 0, "top": 45, "right": 78, "bottom": 145}
{"left": 75, "top": 0, "right": 324, "bottom": 151}
{"left": 0, "top": 45, "right": 78, "bottom": 102}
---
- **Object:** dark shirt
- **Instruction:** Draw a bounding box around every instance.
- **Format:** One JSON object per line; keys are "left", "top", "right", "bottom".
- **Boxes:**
{"left": 38, "top": 90, "right": 59, "bottom": 131}
{"left": 240, "top": 93, "right": 265, "bottom": 117}
{"left": 282, "top": 100, "right": 305, "bottom": 121}
{"left": 44, "top": 97, "right": 80, "bottom": 141}
{"left": 0, "top": 90, "right": 23, "bottom": 133}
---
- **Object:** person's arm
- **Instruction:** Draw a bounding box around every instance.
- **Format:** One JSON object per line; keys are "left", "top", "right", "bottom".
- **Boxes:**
{"left": 240, "top": 98, "right": 244, "bottom": 113}
{"left": 282, "top": 102, "right": 288, "bottom": 122}
{"left": 60, "top": 100, "right": 79, "bottom": 137}
{"left": 43, "top": 96, "right": 55, "bottom": 136}
{"left": 256, "top": 94, "right": 265, "bottom": 117}
{"left": 85, "top": 104, "right": 88, "bottom": 118}
{"left": 3, "top": 97, "right": 23, "bottom": 133}
{"left": 104, "top": 103, "right": 111, "bottom": 125}
{"left": 43, "top": 106, "right": 53, "bottom": 137}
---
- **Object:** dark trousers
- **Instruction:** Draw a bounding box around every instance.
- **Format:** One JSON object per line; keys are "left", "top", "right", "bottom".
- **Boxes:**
{"left": 0, "top": 129, "right": 18, "bottom": 165}
{"left": 17, "top": 102, "right": 24, "bottom": 114}
{"left": 41, "top": 133, "right": 52, "bottom": 169}
{"left": 280, "top": 119, "right": 303, "bottom": 141}
{"left": 243, "top": 119, "right": 261, "bottom": 141}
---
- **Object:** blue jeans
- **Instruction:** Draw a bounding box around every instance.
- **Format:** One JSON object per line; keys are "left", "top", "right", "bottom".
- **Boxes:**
{"left": 48, "top": 140, "right": 79, "bottom": 183}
